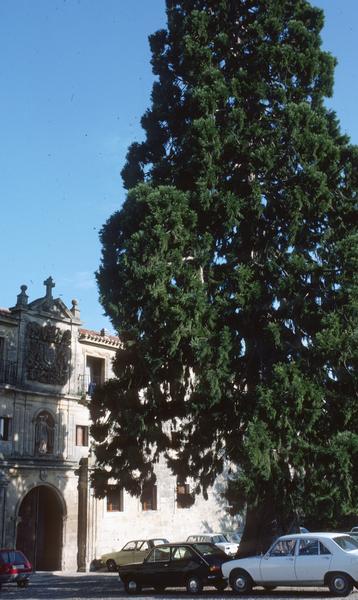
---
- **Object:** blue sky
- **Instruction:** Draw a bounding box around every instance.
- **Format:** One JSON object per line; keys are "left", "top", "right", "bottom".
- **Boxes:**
{"left": 0, "top": 0, "right": 357, "bottom": 333}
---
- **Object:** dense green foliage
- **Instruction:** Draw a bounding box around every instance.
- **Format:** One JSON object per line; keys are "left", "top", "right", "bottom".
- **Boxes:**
{"left": 91, "top": 0, "right": 358, "bottom": 553}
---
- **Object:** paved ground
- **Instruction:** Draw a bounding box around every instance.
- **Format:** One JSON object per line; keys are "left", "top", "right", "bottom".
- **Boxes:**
{"left": 0, "top": 572, "right": 357, "bottom": 600}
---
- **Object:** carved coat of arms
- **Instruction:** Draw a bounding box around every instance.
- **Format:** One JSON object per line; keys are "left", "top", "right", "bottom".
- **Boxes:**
{"left": 26, "top": 322, "right": 71, "bottom": 385}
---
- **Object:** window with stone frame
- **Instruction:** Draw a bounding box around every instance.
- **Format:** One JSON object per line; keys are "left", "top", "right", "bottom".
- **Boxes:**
{"left": 107, "top": 488, "right": 124, "bottom": 512}
{"left": 76, "top": 425, "right": 89, "bottom": 446}
{"left": 141, "top": 483, "right": 157, "bottom": 511}
{"left": 176, "top": 480, "right": 195, "bottom": 508}
{"left": 85, "top": 356, "right": 105, "bottom": 396}
{"left": 0, "top": 417, "right": 11, "bottom": 441}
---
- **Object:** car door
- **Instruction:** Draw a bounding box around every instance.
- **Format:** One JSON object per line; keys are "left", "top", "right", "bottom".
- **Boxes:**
{"left": 139, "top": 545, "right": 172, "bottom": 587}
{"left": 294, "top": 539, "right": 332, "bottom": 583}
{"left": 166, "top": 545, "right": 200, "bottom": 587}
{"left": 260, "top": 538, "right": 297, "bottom": 584}
{"left": 116, "top": 540, "right": 137, "bottom": 565}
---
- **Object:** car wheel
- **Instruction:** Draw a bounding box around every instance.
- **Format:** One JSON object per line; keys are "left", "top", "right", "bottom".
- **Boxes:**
{"left": 186, "top": 575, "right": 203, "bottom": 594}
{"left": 229, "top": 569, "right": 253, "bottom": 593}
{"left": 106, "top": 559, "right": 117, "bottom": 572}
{"left": 328, "top": 573, "right": 353, "bottom": 596}
{"left": 215, "top": 581, "right": 227, "bottom": 591}
{"left": 124, "top": 578, "right": 142, "bottom": 594}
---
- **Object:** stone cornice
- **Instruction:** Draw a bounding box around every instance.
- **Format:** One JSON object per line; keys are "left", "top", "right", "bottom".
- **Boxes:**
{"left": 79, "top": 328, "right": 120, "bottom": 349}
{"left": 0, "top": 308, "right": 17, "bottom": 325}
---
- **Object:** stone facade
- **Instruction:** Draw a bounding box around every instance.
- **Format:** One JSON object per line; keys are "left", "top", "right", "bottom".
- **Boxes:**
{"left": 0, "top": 279, "right": 237, "bottom": 572}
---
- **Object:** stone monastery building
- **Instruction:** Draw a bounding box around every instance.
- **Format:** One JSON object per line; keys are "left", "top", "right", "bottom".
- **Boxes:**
{"left": 0, "top": 278, "right": 232, "bottom": 571}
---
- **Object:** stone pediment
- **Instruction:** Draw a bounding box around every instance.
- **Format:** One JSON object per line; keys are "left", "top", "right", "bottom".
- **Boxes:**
{"left": 10, "top": 277, "right": 81, "bottom": 324}
{"left": 27, "top": 296, "right": 75, "bottom": 321}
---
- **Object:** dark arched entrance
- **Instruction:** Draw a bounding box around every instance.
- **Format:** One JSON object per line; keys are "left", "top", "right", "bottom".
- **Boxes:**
{"left": 16, "top": 485, "right": 63, "bottom": 570}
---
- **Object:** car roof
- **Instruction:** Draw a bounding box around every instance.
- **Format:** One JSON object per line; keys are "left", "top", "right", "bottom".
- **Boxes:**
{"left": 187, "top": 533, "right": 224, "bottom": 537}
{"left": 158, "top": 541, "right": 216, "bottom": 547}
{"left": 126, "top": 538, "right": 166, "bottom": 543}
{"left": 278, "top": 532, "right": 349, "bottom": 540}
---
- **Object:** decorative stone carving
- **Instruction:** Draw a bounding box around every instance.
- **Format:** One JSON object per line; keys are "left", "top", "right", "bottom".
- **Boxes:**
{"left": 39, "top": 469, "right": 48, "bottom": 481}
{"left": 26, "top": 322, "right": 71, "bottom": 384}
{"left": 16, "top": 285, "right": 29, "bottom": 308}
{"left": 35, "top": 414, "right": 54, "bottom": 454}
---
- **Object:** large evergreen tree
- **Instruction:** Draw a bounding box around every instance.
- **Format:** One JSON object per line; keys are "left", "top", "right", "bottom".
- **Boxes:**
{"left": 91, "top": 0, "right": 358, "bottom": 555}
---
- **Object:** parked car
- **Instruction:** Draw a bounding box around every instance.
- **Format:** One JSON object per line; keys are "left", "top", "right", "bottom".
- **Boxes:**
{"left": 351, "top": 527, "right": 358, "bottom": 533}
{"left": 342, "top": 531, "right": 358, "bottom": 540}
{"left": 99, "top": 538, "right": 169, "bottom": 571}
{"left": 119, "top": 541, "right": 228, "bottom": 594}
{"left": 0, "top": 549, "right": 32, "bottom": 589}
{"left": 221, "top": 532, "right": 358, "bottom": 596}
{"left": 186, "top": 533, "right": 238, "bottom": 556}
{"left": 224, "top": 531, "right": 242, "bottom": 545}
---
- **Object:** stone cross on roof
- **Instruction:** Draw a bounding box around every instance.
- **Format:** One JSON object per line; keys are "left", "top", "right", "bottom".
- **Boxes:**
{"left": 44, "top": 276, "right": 55, "bottom": 299}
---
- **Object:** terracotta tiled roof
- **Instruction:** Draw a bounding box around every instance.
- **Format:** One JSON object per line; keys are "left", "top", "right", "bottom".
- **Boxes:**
{"left": 79, "top": 328, "right": 120, "bottom": 348}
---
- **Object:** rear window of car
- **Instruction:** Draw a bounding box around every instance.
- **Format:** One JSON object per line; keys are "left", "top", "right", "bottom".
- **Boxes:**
{"left": 333, "top": 536, "right": 358, "bottom": 551}
{"left": 0, "top": 550, "right": 26, "bottom": 564}
{"left": 152, "top": 539, "right": 168, "bottom": 546}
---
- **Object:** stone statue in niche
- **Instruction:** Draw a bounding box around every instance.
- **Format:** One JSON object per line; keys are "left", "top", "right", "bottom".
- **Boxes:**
{"left": 35, "top": 413, "right": 54, "bottom": 455}
{"left": 26, "top": 322, "right": 71, "bottom": 385}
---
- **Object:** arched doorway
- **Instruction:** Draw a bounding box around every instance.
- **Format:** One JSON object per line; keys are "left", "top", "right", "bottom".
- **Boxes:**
{"left": 16, "top": 485, "right": 63, "bottom": 570}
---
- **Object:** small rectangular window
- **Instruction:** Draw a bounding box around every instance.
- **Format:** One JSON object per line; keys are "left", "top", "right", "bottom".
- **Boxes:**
{"left": 76, "top": 425, "right": 88, "bottom": 446}
{"left": 0, "top": 417, "right": 11, "bottom": 441}
{"left": 141, "top": 483, "right": 157, "bottom": 511}
{"left": 176, "top": 481, "right": 194, "bottom": 508}
{"left": 107, "top": 488, "right": 124, "bottom": 512}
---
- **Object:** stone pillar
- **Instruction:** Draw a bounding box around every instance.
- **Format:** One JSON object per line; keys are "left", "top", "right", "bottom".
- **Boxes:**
{"left": 0, "top": 472, "right": 9, "bottom": 546}
{"left": 77, "top": 458, "right": 88, "bottom": 571}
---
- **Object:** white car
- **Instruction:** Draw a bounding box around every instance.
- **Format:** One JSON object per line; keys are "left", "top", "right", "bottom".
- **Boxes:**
{"left": 221, "top": 532, "right": 358, "bottom": 596}
{"left": 186, "top": 533, "right": 239, "bottom": 556}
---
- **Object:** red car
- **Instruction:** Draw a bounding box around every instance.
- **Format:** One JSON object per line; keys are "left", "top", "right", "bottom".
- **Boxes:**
{"left": 0, "top": 549, "right": 32, "bottom": 589}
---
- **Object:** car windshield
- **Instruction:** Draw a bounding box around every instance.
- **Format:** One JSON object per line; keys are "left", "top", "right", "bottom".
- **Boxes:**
{"left": 122, "top": 541, "right": 138, "bottom": 551}
{"left": 193, "top": 543, "right": 225, "bottom": 555}
{"left": 333, "top": 536, "right": 358, "bottom": 551}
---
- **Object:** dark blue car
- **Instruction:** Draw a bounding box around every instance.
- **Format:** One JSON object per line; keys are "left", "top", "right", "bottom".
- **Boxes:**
{"left": 119, "top": 541, "right": 228, "bottom": 594}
